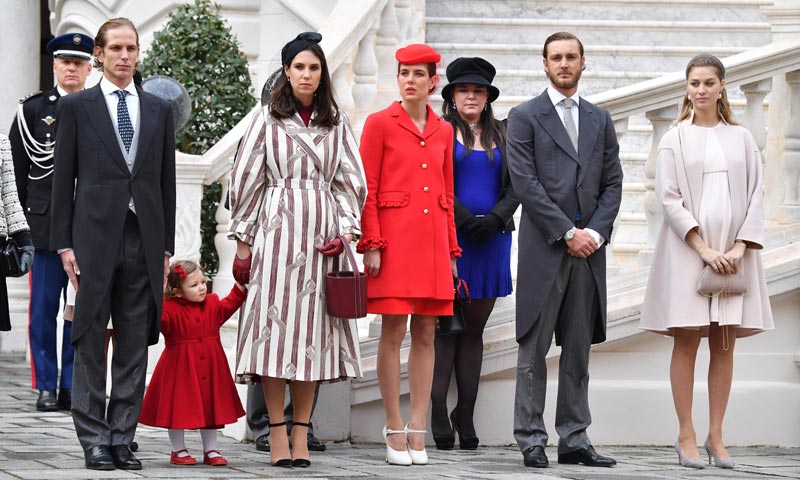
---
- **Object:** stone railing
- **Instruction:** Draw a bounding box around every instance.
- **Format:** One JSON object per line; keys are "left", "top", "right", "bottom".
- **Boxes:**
{"left": 586, "top": 38, "right": 800, "bottom": 266}
{"left": 205, "top": 0, "right": 425, "bottom": 296}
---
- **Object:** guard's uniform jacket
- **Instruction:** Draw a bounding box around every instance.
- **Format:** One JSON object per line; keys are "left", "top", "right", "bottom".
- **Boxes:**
{"left": 8, "top": 88, "right": 60, "bottom": 250}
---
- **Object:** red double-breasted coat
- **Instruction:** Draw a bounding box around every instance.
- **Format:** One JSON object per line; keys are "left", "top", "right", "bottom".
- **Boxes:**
{"left": 357, "top": 102, "right": 461, "bottom": 308}
{"left": 139, "top": 285, "right": 246, "bottom": 430}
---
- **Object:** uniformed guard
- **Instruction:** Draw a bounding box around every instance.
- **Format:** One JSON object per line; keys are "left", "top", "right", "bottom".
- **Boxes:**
{"left": 8, "top": 32, "right": 93, "bottom": 412}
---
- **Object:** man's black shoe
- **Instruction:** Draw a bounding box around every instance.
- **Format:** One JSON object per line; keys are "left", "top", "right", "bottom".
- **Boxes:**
{"left": 523, "top": 445, "right": 548, "bottom": 467}
{"left": 255, "top": 434, "right": 270, "bottom": 452}
{"left": 36, "top": 390, "right": 58, "bottom": 411}
{"left": 307, "top": 432, "right": 326, "bottom": 452}
{"left": 558, "top": 446, "right": 616, "bottom": 467}
{"left": 84, "top": 445, "right": 115, "bottom": 470}
{"left": 57, "top": 389, "right": 72, "bottom": 411}
{"left": 110, "top": 444, "right": 142, "bottom": 470}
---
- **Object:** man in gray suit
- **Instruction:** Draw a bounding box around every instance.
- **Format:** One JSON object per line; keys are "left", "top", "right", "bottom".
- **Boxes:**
{"left": 52, "top": 18, "right": 175, "bottom": 471}
{"left": 506, "top": 32, "right": 622, "bottom": 468}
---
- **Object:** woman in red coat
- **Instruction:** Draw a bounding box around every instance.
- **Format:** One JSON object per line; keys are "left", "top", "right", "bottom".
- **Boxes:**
{"left": 357, "top": 44, "right": 460, "bottom": 466}
{"left": 139, "top": 261, "right": 246, "bottom": 466}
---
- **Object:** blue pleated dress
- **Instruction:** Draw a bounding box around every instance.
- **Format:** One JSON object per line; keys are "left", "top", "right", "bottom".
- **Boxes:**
{"left": 454, "top": 141, "right": 513, "bottom": 299}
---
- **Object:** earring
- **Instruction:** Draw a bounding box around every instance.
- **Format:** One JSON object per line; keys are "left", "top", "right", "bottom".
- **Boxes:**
{"left": 687, "top": 94, "right": 691, "bottom": 101}
{"left": 452, "top": 101, "right": 457, "bottom": 110}
{"left": 484, "top": 103, "right": 488, "bottom": 111}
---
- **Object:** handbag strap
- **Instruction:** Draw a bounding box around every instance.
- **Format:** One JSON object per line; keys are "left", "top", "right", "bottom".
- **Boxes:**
{"left": 454, "top": 278, "right": 470, "bottom": 302}
{"left": 338, "top": 235, "right": 359, "bottom": 273}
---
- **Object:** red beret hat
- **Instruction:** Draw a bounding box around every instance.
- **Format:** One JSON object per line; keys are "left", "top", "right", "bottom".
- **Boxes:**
{"left": 395, "top": 44, "right": 441, "bottom": 65}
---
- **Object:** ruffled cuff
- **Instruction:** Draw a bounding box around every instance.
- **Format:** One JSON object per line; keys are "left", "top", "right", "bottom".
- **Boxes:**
{"left": 227, "top": 219, "right": 256, "bottom": 245}
{"left": 356, "top": 237, "right": 387, "bottom": 253}
{"left": 450, "top": 246, "right": 463, "bottom": 258}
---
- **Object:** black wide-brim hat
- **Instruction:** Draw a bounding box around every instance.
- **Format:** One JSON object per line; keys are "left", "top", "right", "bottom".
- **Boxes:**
{"left": 441, "top": 57, "right": 500, "bottom": 103}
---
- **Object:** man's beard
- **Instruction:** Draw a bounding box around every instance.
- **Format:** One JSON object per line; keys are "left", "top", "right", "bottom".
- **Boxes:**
{"left": 546, "top": 68, "right": 582, "bottom": 90}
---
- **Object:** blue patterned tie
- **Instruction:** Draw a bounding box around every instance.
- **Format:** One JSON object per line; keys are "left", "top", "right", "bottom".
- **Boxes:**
{"left": 115, "top": 90, "right": 134, "bottom": 153}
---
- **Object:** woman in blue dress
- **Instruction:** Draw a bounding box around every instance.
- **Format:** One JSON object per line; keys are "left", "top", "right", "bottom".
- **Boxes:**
{"left": 430, "top": 57, "right": 519, "bottom": 450}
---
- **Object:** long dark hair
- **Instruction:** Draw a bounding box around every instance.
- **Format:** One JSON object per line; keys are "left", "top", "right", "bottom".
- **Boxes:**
{"left": 677, "top": 54, "right": 737, "bottom": 125}
{"left": 442, "top": 100, "right": 505, "bottom": 158}
{"left": 268, "top": 43, "right": 340, "bottom": 129}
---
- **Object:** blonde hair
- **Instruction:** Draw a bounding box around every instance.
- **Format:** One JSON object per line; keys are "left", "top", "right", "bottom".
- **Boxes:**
{"left": 164, "top": 260, "right": 202, "bottom": 299}
{"left": 677, "top": 54, "right": 737, "bottom": 125}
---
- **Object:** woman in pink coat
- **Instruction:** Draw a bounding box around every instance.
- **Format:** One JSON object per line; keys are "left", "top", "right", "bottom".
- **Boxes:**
{"left": 640, "top": 54, "right": 774, "bottom": 470}
{"left": 357, "top": 44, "right": 460, "bottom": 466}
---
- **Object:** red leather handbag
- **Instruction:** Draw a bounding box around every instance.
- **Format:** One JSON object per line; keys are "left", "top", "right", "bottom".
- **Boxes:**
{"left": 325, "top": 236, "right": 368, "bottom": 318}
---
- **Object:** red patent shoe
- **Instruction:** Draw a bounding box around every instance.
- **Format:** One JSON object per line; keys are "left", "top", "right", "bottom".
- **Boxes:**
{"left": 170, "top": 449, "right": 197, "bottom": 465}
{"left": 203, "top": 450, "right": 228, "bottom": 466}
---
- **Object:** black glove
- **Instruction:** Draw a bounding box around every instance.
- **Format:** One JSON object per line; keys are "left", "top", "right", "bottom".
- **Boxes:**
{"left": 459, "top": 216, "right": 481, "bottom": 235}
{"left": 12, "top": 231, "right": 34, "bottom": 274}
{"left": 466, "top": 213, "right": 503, "bottom": 244}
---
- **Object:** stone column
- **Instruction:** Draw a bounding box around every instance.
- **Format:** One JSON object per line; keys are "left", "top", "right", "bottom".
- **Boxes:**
{"left": 352, "top": 21, "right": 379, "bottom": 134}
{"left": 1, "top": 0, "right": 39, "bottom": 135}
{"left": 639, "top": 105, "right": 678, "bottom": 265}
{"left": 375, "top": 1, "right": 401, "bottom": 107}
{"left": 779, "top": 70, "right": 800, "bottom": 223}
{"left": 607, "top": 117, "right": 628, "bottom": 275}
{"left": 213, "top": 172, "right": 236, "bottom": 296}
{"left": 174, "top": 152, "right": 208, "bottom": 264}
{"left": 741, "top": 79, "right": 772, "bottom": 152}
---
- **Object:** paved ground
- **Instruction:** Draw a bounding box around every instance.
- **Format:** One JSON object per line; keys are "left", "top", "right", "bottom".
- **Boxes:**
{"left": 1, "top": 353, "right": 798, "bottom": 480}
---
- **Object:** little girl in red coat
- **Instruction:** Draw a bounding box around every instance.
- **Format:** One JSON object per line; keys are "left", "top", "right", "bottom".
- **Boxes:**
{"left": 139, "top": 260, "right": 246, "bottom": 466}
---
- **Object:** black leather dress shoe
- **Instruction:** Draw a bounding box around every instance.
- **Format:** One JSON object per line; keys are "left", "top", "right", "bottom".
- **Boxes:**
{"left": 84, "top": 445, "right": 115, "bottom": 470}
{"left": 36, "top": 390, "right": 58, "bottom": 412}
{"left": 307, "top": 432, "right": 326, "bottom": 452}
{"left": 255, "top": 434, "right": 270, "bottom": 452}
{"left": 57, "top": 389, "right": 71, "bottom": 411}
{"left": 523, "top": 445, "right": 549, "bottom": 467}
{"left": 558, "top": 446, "right": 617, "bottom": 467}
{"left": 110, "top": 444, "right": 142, "bottom": 470}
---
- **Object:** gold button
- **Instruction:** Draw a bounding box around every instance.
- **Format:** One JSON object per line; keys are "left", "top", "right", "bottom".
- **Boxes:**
{"left": 423, "top": 186, "right": 429, "bottom": 192}
{"left": 423, "top": 209, "right": 429, "bottom": 214}
{"left": 420, "top": 141, "right": 426, "bottom": 147}
{"left": 422, "top": 163, "right": 428, "bottom": 169}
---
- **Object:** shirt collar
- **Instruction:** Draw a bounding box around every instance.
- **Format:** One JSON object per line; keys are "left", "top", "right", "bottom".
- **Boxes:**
{"left": 547, "top": 85, "right": 580, "bottom": 108}
{"left": 56, "top": 85, "right": 69, "bottom": 97}
{"left": 684, "top": 110, "right": 729, "bottom": 126}
{"left": 100, "top": 76, "right": 137, "bottom": 97}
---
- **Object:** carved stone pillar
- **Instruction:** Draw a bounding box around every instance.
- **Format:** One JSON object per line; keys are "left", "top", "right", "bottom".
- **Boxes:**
{"left": 395, "top": 0, "right": 413, "bottom": 45}
{"left": 352, "top": 22, "right": 379, "bottom": 134}
{"left": 741, "top": 78, "right": 772, "bottom": 152}
{"left": 174, "top": 151, "right": 207, "bottom": 264}
{"left": 607, "top": 118, "right": 628, "bottom": 275}
{"left": 375, "top": 1, "right": 401, "bottom": 106}
{"left": 779, "top": 70, "right": 800, "bottom": 223}
{"left": 640, "top": 105, "right": 678, "bottom": 264}
{"left": 213, "top": 171, "right": 236, "bottom": 295}
{"left": 333, "top": 60, "right": 355, "bottom": 120}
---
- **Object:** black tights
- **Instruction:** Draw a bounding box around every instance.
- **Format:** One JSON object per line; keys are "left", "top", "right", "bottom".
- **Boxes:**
{"left": 430, "top": 298, "right": 496, "bottom": 442}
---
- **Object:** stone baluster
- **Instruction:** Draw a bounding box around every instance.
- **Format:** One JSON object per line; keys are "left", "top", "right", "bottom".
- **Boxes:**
{"left": 741, "top": 78, "right": 772, "bottom": 152}
{"left": 375, "top": 0, "right": 401, "bottom": 106}
{"left": 333, "top": 60, "right": 355, "bottom": 120}
{"left": 352, "top": 22, "right": 379, "bottom": 134}
{"left": 639, "top": 105, "right": 679, "bottom": 264}
{"left": 779, "top": 70, "right": 800, "bottom": 223}
{"left": 607, "top": 117, "right": 629, "bottom": 275}
{"left": 213, "top": 171, "right": 236, "bottom": 296}
{"left": 395, "top": 0, "right": 413, "bottom": 45}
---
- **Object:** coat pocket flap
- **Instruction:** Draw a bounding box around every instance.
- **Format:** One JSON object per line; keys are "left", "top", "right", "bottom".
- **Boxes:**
{"left": 377, "top": 191, "right": 409, "bottom": 208}
{"left": 438, "top": 194, "right": 449, "bottom": 210}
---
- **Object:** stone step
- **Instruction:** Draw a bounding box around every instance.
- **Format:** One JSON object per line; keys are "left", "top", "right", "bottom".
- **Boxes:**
{"left": 426, "top": 0, "right": 771, "bottom": 22}
{"left": 425, "top": 17, "right": 771, "bottom": 47}
{"left": 432, "top": 43, "right": 748, "bottom": 72}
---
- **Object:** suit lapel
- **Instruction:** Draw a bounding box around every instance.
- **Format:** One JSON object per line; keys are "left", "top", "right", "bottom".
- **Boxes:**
{"left": 132, "top": 89, "right": 158, "bottom": 175}
{"left": 82, "top": 85, "right": 129, "bottom": 174}
{"left": 534, "top": 95, "right": 579, "bottom": 164}
{"left": 576, "top": 101, "right": 599, "bottom": 184}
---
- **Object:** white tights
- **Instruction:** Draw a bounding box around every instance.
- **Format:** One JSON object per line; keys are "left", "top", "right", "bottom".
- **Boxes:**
{"left": 168, "top": 429, "right": 220, "bottom": 457}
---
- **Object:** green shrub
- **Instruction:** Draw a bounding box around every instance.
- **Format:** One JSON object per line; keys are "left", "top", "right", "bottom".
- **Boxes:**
{"left": 141, "top": 0, "right": 254, "bottom": 274}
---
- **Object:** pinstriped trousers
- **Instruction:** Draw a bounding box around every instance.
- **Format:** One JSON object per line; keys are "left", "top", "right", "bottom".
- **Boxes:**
{"left": 72, "top": 211, "right": 152, "bottom": 450}
{"left": 514, "top": 254, "right": 597, "bottom": 455}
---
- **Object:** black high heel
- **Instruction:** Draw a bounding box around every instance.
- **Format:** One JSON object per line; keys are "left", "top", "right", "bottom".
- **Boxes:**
{"left": 268, "top": 422, "right": 293, "bottom": 467}
{"left": 431, "top": 405, "right": 455, "bottom": 450}
{"left": 450, "top": 410, "right": 479, "bottom": 450}
{"left": 291, "top": 421, "right": 312, "bottom": 468}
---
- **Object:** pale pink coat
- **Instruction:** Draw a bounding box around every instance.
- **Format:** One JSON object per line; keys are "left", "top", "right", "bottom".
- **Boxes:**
{"left": 639, "top": 121, "right": 774, "bottom": 337}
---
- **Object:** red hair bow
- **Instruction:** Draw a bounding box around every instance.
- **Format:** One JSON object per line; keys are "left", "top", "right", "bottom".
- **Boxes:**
{"left": 174, "top": 264, "right": 187, "bottom": 279}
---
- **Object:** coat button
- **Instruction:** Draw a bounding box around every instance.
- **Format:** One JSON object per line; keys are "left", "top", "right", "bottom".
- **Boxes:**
{"left": 420, "top": 141, "right": 426, "bottom": 147}
{"left": 422, "top": 163, "right": 428, "bottom": 169}
{"left": 423, "top": 186, "right": 429, "bottom": 192}
{"left": 423, "top": 209, "right": 429, "bottom": 214}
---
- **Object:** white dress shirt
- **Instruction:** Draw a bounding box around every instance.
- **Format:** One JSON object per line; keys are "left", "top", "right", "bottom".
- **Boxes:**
{"left": 99, "top": 76, "right": 139, "bottom": 133}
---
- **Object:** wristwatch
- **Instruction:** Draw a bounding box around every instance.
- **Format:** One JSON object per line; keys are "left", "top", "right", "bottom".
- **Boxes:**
{"left": 564, "top": 226, "right": 578, "bottom": 241}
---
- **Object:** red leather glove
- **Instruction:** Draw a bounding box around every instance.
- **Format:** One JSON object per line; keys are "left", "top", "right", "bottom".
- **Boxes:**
{"left": 232, "top": 253, "right": 252, "bottom": 284}
{"left": 316, "top": 237, "right": 344, "bottom": 257}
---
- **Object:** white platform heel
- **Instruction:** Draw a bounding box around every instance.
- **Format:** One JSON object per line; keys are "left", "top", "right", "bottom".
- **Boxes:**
{"left": 405, "top": 423, "right": 429, "bottom": 465}
{"left": 383, "top": 426, "right": 412, "bottom": 466}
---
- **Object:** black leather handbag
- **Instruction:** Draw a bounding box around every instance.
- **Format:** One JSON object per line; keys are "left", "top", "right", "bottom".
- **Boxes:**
{"left": 0, "top": 236, "right": 23, "bottom": 278}
{"left": 436, "top": 278, "right": 470, "bottom": 336}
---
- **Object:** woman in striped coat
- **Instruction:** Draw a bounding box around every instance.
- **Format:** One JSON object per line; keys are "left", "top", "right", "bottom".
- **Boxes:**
{"left": 228, "top": 32, "right": 366, "bottom": 468}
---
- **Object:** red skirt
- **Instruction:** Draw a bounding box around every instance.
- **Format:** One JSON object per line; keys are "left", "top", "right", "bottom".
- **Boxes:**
{"left": 368, "top": 297, "right": 452, "bottom": 316}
